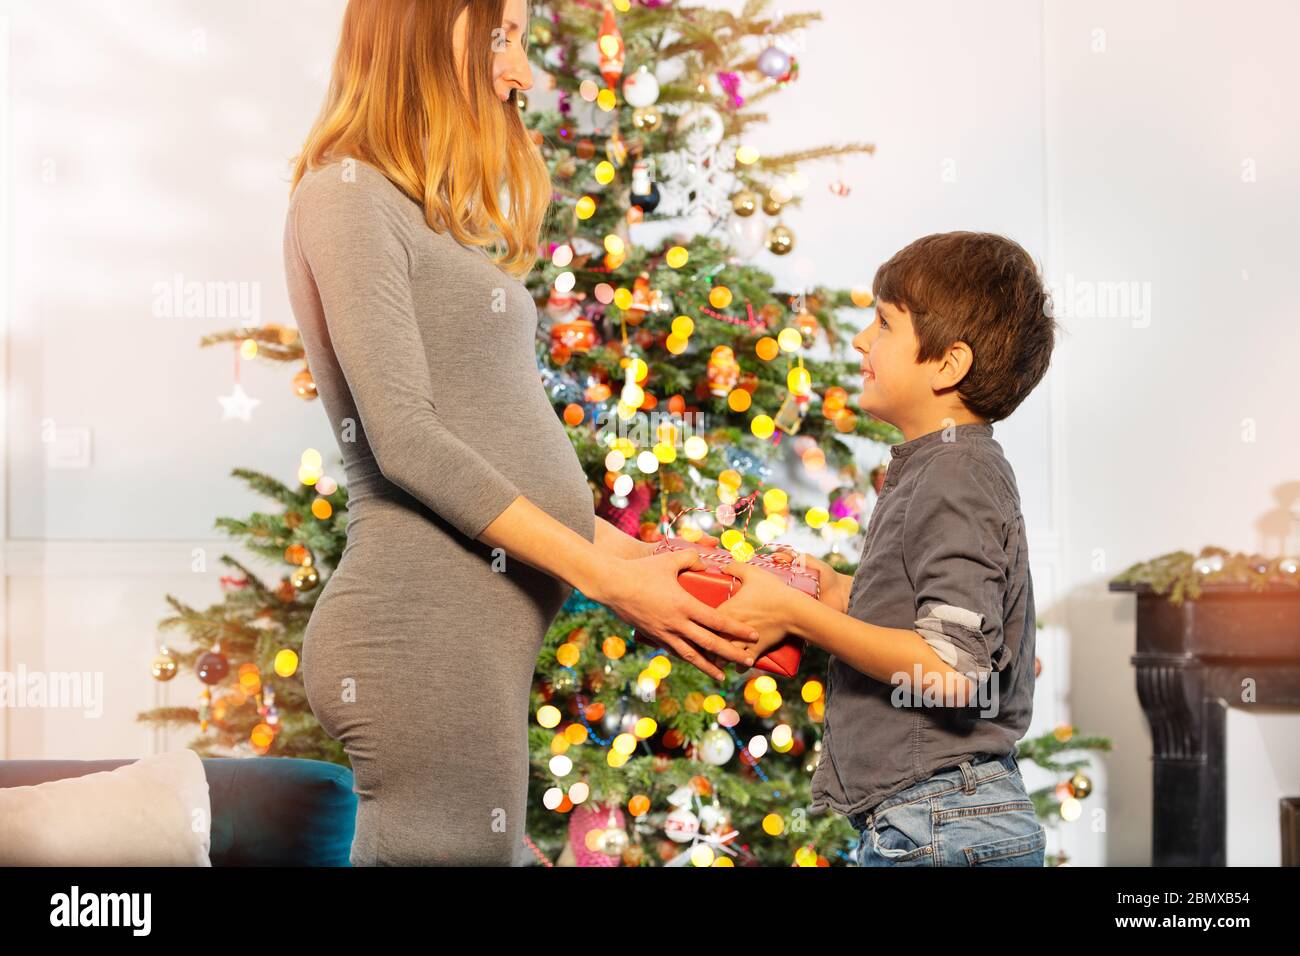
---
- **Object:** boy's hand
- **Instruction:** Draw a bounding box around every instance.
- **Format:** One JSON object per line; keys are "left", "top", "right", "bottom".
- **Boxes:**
{"left": 791, "top": 551, "right": 853, "bottom": 614}
{"left": 716, "top": 559, "right": 812, "bottom": 660}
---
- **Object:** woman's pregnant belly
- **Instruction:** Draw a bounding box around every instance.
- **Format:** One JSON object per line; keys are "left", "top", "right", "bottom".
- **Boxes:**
{"left": 300, "top": 490, "right": 581, "bottom": 734}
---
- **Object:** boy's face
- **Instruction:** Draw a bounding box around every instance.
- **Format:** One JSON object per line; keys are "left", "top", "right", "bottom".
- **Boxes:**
{"left": 852, "top": 299, "right": 934, "bottom": 428}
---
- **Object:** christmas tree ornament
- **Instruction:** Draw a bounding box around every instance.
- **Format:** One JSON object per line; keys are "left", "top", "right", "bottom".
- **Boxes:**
{"left": 631, "top": 105, "right": 662, "bottom": 132}
{"left": 762, "top": 192, "right": 784, "bottom": 215}
{"left": 551, "top": 316, "right": 600, "bottom": 353}
{"left": 1069, "top": 772, "right": 1093, "bottom": 799}
{"left": 218, "top": 382, "right": 260, "bottom": 421}
{"left": 757, "top": 45, "right": 792, "bottom": 79}
{"left": 699, "top": 725, "right": 736, "bottom": 765}
{"left": 546, "top": 288, "right": 585, "bottom": 322}
{"left": 727, "top": 211, "right": 768, "bottom": 260}
{"left": 605, "top": 127, "right": 629, "bottom": 167}
{"left": 795, "top": 309, "right": 820, "bottom": 337}
{"left": 699, "top": 800, "right": 732, "bottom": 836}
{"left": 766, "top": 223, "right": 795, "bottom": 255}
{"left": 598, "top": 823, "right": 630, "bottom": 858}
{"left": 196, "top": 645, "right": 229, "bottom": 685}
{"left": 675, "top": 104, "right": 725, "bottom": 150}
{"left": 151, "top": 647, "right": 177, "bottom": 682}
{"left": 731, "top": 189, "right": 759, "bottom": 216}
{"left": 774, "top": 391, "right": 808, "bottom": 435}
{"left": 625, "top": 272, "right": 665, "bottom": 320}
{"left": 292, "top": 366, "right": 317, "bottom": 400}
{"left": 716, "top": 70, "right": 745, "bottom": 109}
{"left": 291, "top": 564, "right": 320, "bottom": 591}
{"left": 664, "top": 805, "right": 700, "bottom": 843}
{"left": 706, "top": 345, "right": 741, "bottom": 396}
{"left": 629, "top": 159, "right": 661, "bottom": 213}
{"left": 622, "top": 65, "right": 660, "bottom": 107}
{"left": 829, "top": 178, "right": 852, "bottom": 196}
{"left": 597, "top": 4, "right": 625, "bottom": 88}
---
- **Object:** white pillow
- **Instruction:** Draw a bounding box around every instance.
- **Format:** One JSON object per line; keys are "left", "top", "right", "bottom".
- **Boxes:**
{"left": 0, "top": 749, "right": 212, "bottom": 866}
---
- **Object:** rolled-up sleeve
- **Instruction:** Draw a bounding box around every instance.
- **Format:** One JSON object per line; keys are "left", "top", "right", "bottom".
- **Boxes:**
{"left": 290, "top": 170, "right": 522, "bottom": 540}
{"left": 902, "top": 451, "right": 1011, "bottom": 680}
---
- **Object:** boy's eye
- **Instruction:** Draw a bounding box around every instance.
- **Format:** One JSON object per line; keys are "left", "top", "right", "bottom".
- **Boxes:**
{"left": 879, "top": 315, "right": 889, "bottom": 329}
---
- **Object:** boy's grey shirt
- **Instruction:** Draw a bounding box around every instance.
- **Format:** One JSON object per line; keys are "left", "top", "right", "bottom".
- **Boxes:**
{"left": 809, "top": 421, "right": 1036, "bottom": 817}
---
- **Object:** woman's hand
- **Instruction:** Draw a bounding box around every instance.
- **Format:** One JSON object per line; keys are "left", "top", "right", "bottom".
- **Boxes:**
{"left": 586, "top": 551, "right": 761, "bottom": 681}
{"left": 715, "top": 559, "right": 817, "bottom": 661}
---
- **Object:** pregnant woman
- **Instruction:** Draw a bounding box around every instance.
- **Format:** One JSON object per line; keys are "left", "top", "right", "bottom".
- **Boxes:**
{"left": 282, "top": 0, "right": 758, "bottom": 866}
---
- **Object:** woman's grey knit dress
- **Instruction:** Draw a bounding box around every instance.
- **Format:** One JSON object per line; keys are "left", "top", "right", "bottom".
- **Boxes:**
{"left": 283, "top": 159, "right": 595, "bottom": 866}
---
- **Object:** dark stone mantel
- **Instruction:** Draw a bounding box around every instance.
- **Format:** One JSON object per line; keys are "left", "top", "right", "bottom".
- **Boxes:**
{"left": 1109, "top": 581, "right": 1300, "bottom": 865}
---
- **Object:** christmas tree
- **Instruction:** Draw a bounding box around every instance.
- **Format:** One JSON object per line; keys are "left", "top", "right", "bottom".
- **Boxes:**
{"left": 143, "top": 0, "right": 1111, "bottom": 868}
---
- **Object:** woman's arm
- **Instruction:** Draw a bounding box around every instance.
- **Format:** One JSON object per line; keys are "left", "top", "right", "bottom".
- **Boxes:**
{"left": 593, "top": 516, "right": 655, "bottom": 560}
{"left": 290, "top": 169, "right": 756, "bottom": 680}
{"left": 479, "top": 499, "right": 758, "bottom": 679}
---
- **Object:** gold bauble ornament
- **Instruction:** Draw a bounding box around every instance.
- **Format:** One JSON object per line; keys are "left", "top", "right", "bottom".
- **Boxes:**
{"left": 632, "top": 106, "right": 662, "bottom": 132}
{"left": 290, "top": 565, "right": 320, "bottom": 592}
{"left": 766, "top": 223, "right": 794, "bottom": 255}
{"left": 1069, "top": 772, "right": 1093, "bottom": 799}
{"left": 151, "top": 648, "right": 178, "bottom": 682}
{"left": 762, "top": 193, "right": 783, "bottom": 215}
{"left": 731, "top": 189, "right": 759, "bottom": 217}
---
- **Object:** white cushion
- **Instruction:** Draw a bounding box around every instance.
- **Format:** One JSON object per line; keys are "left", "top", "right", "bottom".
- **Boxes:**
{"left": 0, "top": 749, "right": 212, "bottom": 866}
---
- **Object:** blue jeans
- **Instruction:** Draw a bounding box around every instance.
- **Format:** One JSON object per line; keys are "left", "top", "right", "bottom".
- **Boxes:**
{"left": 849, "top": 752, "right": 1046, "bottom": 866}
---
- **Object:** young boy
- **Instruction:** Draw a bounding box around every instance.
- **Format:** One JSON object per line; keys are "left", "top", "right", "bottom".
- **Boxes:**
{"left": 718, "top": 231, "right": 1058, "bottom": 866}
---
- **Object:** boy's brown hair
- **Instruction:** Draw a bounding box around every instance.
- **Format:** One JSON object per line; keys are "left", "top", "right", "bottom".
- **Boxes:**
{"left": 872, "top": 231, "right": 1058, "bottom": 422}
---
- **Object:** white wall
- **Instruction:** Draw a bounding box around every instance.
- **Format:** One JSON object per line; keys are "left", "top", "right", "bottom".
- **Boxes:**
{"left": 1042, "top": 0, "right": 1300, "bottom": 865}
{"left": 3, "top": 0, "right": 1296, "bottom": 864}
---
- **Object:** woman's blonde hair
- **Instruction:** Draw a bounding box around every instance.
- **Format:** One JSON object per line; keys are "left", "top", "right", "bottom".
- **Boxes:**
{"left": 290, "top": 0, "right": 550, "bottom": 279}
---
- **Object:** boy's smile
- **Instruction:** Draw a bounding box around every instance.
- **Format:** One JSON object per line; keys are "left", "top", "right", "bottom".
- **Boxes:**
{"left": 851, "top": 299, "right": 986, "bottom": 441}
{"left": 852, "top": 299, "right": 916, "bottom": 424}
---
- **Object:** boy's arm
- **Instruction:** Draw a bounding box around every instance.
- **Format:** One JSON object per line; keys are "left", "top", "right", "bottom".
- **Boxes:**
{"left": 789, "top": 597, "right": 978, "bottom": 704}
{"left": 791, "top": 450, "right": 1010, "bottom": 705}
{"left": 714, "top": 562, "right": 975, "bottom": 702}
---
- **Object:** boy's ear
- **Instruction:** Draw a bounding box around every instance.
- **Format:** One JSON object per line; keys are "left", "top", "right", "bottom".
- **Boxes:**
{"left": 930, "top": 340, "right": 974, "bottom": 391}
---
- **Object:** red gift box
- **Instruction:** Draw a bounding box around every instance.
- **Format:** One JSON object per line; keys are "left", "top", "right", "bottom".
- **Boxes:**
{"left": 645, "top": 536, "right": 818, "bottom": 677}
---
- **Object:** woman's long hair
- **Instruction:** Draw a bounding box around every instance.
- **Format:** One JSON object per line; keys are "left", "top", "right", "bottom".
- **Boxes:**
{"left": 290, "top": 0, "right": 549, "bottom": 279}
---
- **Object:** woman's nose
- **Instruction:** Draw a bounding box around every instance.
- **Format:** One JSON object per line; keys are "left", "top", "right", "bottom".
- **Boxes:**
{"left": 506, "top": 48, "right": 533, "bottom": 92}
